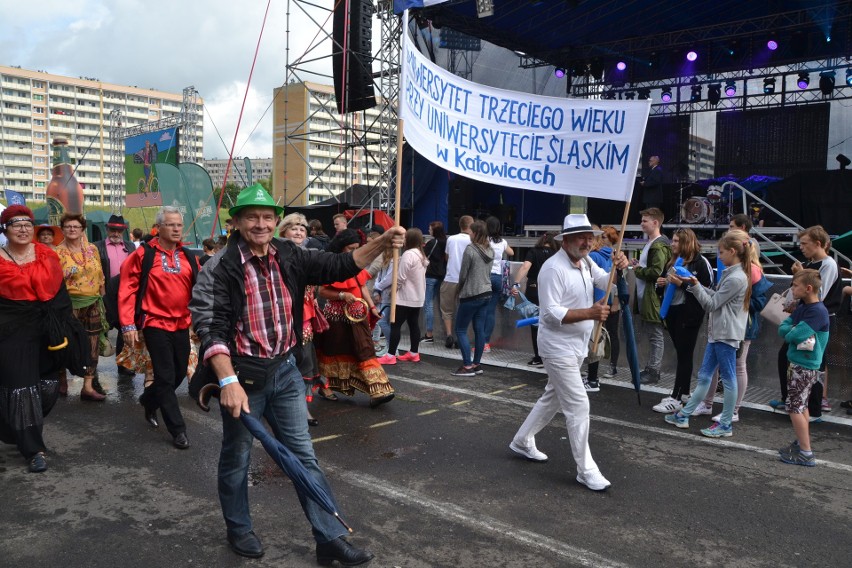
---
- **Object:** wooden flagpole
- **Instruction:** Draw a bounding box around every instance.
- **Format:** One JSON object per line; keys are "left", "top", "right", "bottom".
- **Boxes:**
{"left": 592, "top": 200, "right": 631, "bottom": 347}
{"left": 389, "top": 118, "right": 405, "bottom": 324}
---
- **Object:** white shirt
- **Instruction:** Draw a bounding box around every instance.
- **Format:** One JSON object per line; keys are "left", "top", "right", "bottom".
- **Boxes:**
{"left": 444, "top": 232, "right": 471, "bottom": 283}
{"left": 537, "top": 249, "right": 610, "bottom": 359}
{"left": 489, "top": 239, "right": 508, "bottom": 274}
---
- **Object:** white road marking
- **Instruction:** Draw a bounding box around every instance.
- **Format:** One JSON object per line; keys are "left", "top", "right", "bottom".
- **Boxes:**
{"left": 369, "top": 420, "right": 398, "bottom": 428}
{"left": 390, "top": 376, "right": 852, "bottom": 473}
{"left": 329, "top": 467, "right": 633, "bottom": 568}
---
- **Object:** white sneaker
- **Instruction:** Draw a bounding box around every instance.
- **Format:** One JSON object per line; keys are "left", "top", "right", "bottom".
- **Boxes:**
{"left": 712, "top": 411, "right": 739, "bottom": 423}
{"left": 509, "top": 441, "right": 548, "bottom": 463}
{"left": 577, "top": 469, "right": 611, "bottom": 491}
{"left": 691, "top": 401, "right": 713, "bottom": 416}
{"left": 652, "top": 396, "right": 682, "bottom": 414}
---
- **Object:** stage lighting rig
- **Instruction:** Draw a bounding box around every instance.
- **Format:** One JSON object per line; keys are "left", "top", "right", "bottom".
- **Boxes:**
{"left": 660, "top": 86, "right": 673, "bottom": 103}
{"left": 476, "top": 0, "right": 494, "bottom": 18}
{"left": 797, "top": 72, "right": 810, "bottom": 89}
{"left": 724, "top": 80, "right": 736, "bottom": 96}
{"left": 763, "top": 77, "right": 776, "bottom": 94}
{"left": 707, "top": 83, "right": 721, "bottom": 106}
{"left": 819, "top": 71, "right": 835, "bottom": 95}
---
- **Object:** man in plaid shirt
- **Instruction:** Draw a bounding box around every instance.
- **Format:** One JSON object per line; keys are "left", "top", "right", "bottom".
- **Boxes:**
{"left": 191, "top": 185, "right": 403, "bottom": 564}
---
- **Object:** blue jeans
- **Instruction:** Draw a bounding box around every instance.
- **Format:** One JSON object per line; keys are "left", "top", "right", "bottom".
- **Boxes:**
{"left": 424, "top": 277, "right": 441, "bottom": 334}
{"left": 455, "top": 297, "right": 489, "bottom": 366}
{"left": 680, "top": 342, "right": 738, "bottom": 427}
{"left": 372, "top": 301, "right": 391, "bottom": 343}
{"left": 218, "top": 355, "right": 346, "bottom": 543}
{"left": 484, "top": 273, "right": 503, "bottom": 343}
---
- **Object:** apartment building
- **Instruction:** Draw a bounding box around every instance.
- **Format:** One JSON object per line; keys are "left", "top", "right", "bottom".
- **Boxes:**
{"left": 0, "top": 64, "right": 203, "bottom": 204}
{"left": 272, "top": 81, "right": 388, "bottom": 206}
{"left": 203, "top": 157, "right": 273, "bottom": 189}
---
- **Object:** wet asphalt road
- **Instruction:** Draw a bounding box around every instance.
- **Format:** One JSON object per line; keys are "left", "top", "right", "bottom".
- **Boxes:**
{"left": 2, "top": 353, "right": 851, "bottom": 568}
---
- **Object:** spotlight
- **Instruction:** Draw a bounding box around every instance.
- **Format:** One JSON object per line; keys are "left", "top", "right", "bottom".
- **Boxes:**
{"left": 707, "top": 83, "right": 721, "bottom": 106}
{"left": 602, "top": 90, "right": 617, "bottom": 100}
{"left": 554, "top": 68, "right": 566, "bottom": 78}
{"left": 686, "top": 51, "right": 698, "bottom": 62}
{"left": 724, "top": 80, "right": 737, "bottom": 96}
{"left": 660, "top": 87, "right": 672, "bottom": 103}
{"left": 616, "top": 61, "right": 627, "bottom": 71}
{"left": 767, "top": 40, "right": 778, "bottom": 51}
{"left": 690, "top": 85, "right": 702, "bottom": 102}
{"left": 819, "top": 71, "right": 835, "bottom": 95}
{"left": 763, "top": 77, "right": 776, "bottom": 94}
{"left": 837, "top": 154, "right": 851, "bottom": 170}
{"left": 797, "top": 72, "right": 809, "bottom": 89}
{"left": 624, "top": 91, "right": 636, "bottom": 100}
{"left": 846, "top": 68, "right": 852, "bottom": 86}
{"left": 637, "top": 88, "right": 651, "bottom": 100}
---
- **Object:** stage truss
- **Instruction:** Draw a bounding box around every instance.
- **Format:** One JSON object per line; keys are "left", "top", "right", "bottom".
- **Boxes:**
{"left": 283, "top": 0, "right": 401, "bottom": 215}
{"left": 107, "top": 86, "right": 201, "bottom": 214}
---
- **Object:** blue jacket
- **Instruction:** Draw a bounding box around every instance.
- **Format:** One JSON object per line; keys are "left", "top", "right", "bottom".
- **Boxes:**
{"left": 745, "top": 273, "right": 773, "bottom": 340}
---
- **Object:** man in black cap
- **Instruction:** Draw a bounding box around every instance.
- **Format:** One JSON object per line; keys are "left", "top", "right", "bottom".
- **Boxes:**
{"left": 95, "top": 214, "right": 136, "bottom": 377}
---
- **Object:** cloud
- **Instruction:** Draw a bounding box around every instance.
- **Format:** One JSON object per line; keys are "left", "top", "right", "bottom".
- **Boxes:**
{"left": 2, "top": 0, "right": 343, "bottom": 159}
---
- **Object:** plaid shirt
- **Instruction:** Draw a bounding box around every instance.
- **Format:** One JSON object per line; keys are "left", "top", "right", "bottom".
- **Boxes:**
{"left": 207, "top": 239, "right": 296, "bottom": 360}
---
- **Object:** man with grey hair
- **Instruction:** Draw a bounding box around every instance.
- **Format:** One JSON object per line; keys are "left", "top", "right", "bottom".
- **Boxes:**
{"left": 119, "top": 206, "right": 199, "bottom": 449}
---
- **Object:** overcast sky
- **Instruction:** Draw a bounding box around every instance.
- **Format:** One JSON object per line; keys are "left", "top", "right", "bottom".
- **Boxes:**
{"left": 1, "top": 0, "right": 335, "bottom": 160}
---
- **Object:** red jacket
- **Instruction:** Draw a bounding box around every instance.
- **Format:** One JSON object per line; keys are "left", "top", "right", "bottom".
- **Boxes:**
{"left": 118, "top": 238, "right": 198, "bottom": 332}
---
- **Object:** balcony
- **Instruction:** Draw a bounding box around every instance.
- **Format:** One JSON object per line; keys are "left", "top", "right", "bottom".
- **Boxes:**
{"left": 5, "top": 171, "right": 33, "bottom": 180}
{"left": 2, "top": 94, "right": 31, "bottom": 105}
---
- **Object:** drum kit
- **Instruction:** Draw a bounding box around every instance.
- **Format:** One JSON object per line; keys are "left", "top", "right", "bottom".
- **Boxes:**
{"left": 679, "top": 184, "right": 731, "bottom": 225}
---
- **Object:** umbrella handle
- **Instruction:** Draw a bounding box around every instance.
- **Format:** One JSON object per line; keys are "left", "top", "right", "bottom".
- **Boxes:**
{"left": 198, "top": 382, "right": 221, "bottom": 412}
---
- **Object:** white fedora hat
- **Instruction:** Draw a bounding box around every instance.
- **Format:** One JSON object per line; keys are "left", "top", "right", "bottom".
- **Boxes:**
{"left": 555, "top": 214, "right": 602, "bottom": 240}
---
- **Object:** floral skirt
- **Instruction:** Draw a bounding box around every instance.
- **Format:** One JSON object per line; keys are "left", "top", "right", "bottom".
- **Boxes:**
{"left": 315, "top": 318, "right": 393, "bottom": 398}
{"left": 117, "top": 334, "right": 199, "bottom": 380}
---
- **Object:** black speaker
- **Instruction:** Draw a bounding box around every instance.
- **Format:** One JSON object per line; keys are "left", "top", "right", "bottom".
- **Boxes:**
{"left": 333, "top": 0, "right": 376, "bottom": 114}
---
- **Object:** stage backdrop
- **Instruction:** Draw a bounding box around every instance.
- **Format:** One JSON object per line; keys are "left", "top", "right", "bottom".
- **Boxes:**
{"left": 400, "top": 22, "right": 650, "bottom": 203}
{"left": 124, "top": 127, "right": 180, "bottom": 207}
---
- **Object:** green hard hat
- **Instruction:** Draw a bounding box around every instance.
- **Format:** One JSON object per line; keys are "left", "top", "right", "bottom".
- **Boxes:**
{"left": 229, "top": 183, "right": 284, "bottom": 217}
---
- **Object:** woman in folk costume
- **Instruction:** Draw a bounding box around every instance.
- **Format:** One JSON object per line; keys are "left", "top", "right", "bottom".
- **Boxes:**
{"left": 314, "top": 229, "right": 395, "bottom": 408}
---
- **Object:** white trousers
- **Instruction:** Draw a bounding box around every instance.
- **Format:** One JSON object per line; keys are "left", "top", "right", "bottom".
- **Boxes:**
{"left": 513, "top": 353, "right": 599, "bottom": 475}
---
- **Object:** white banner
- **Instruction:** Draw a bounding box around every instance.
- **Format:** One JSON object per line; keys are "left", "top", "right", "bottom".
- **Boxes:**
{"left": 400, "top": 30, "right": 651, "bottom": 203}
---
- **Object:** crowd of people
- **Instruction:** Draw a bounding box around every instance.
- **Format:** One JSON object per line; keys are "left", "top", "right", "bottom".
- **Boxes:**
{"left": 0, "top": 190, "right": 846, "bottom": 563}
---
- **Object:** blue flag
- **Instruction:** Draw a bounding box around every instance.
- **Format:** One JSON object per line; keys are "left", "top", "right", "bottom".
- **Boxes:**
{"left": 4, "top": 189, "right": 26, "bottom": 206}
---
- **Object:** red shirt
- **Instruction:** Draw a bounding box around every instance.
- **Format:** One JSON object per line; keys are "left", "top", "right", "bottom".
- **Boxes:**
{"left": 118, "top": 238, "right": 198, "bottom": 332}
{"left": 0, "top": 243, "right": 63, "bottom": 302}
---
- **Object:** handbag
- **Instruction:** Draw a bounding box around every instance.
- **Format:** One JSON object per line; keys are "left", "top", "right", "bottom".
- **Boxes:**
{"left": 587, "top": 323, "right": 611, "bottom": 363}
{"left": 760, "top": 288, "right": 794, "bottom": 326}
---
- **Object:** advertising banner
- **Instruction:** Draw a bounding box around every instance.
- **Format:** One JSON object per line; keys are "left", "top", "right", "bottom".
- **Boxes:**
{"left": 124, "top": 127, "right": 179, "bottom": 207}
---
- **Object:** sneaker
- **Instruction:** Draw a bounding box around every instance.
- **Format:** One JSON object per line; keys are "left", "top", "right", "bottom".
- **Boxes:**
{"left": 483, "top": 343, "right": 492, "bottom": 353}
{"left": 712, "top": 411, "right": 739, "bottom": 423}
{"left": 527, "top": 356, "right": 544, "bottom": 368}
{"left": 601, "top": 365, "right": 617, "bottom": 378}
{"left": 820, "top": 398, "right": 832, "bottom": 412}
{"left": 691, "top": 401, "right": 713, "bottom": 416}
{"left": 639, "top": 369, "right": 660, "bottom": 384}
{"left": 779, "top": 447, "right": 816, "bottom": 467}
{"left": 377, "top": 354, "right": 397, "bottom": 365}
{"left": 584, "top": 379, "right": 600, "bottom": 393}
{"left": 653, "top": 396, "right": 682, "bottom": 414}
{"left": 701, "top": 421, "right": 733, "bottom": 438}
{"left": 451, "top": 365, "right": 477, "bottom": 377}
{"left": 576, "top": 470, "right": 611, "bottom": 491}
{"left": 778, "top": 440, "right": 799, "bottom": 454}
{"left": 421, "top": 335, "right": 434, "bottom": 343}
{"left": 809, "top": 416, "right": 823, "bottom": 423}
{"left": 768, "top": 399, "right": 786, "bottom": 410}
{"left": 397, "top": 351, "right": 420, "bottom": 362}
{"left": 664, "top": 411, "right": 689, "bottom": 428}
{"left": 509, "top": 441, "right": 548, "bottom": 462}
{"left": 472, "top": 364, "right": 484, "bottom": 375}
{"left": 445, "top": 336, "right": 455, "bottom": 349}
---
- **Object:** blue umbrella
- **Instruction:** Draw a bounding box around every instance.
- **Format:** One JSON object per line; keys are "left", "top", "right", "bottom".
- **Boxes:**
{"left": 198, "top": 384, "right": 352, "bottom": 533}
{"left": 617, "top": 271, "right": 642, "bottom": 405}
